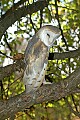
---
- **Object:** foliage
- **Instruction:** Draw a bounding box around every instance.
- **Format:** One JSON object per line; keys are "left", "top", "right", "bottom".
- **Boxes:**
{"left": 0, "top": 0, "right": 80, "bottom": 119}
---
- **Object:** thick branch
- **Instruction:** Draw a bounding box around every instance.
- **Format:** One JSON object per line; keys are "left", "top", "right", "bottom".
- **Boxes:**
{"left": 0, "top": 0, "right": 27, "bottom": 21}
{"left": 0, "top": 60, "right": 24, "bottom": 81}
{"left": 0, "top": 67, "right": 80, "bottom": 119}
{"left": 0, "top": 0, "right": 48, "bottom": 39}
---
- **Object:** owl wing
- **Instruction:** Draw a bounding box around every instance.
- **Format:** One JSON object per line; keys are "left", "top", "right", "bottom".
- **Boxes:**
{"left": 23, "top": 35, "right": 49, "bottom": 93}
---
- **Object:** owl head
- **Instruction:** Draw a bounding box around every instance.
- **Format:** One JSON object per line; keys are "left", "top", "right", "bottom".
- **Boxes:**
{"left": 37, "top": 25, "right": 60, "bottom": 47}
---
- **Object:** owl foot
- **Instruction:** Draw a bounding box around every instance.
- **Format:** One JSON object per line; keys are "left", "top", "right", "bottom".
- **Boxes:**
{"left": 43, "top": 79, "right": 52, "bottom": 85}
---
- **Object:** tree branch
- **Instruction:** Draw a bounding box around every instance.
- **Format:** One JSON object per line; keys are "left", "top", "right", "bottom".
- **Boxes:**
{"left": 0, "top": 60, "right": 24, "bottom": 81}
{"left": 65, "top": 98, "right": 80, "bottom": 118}
{"left": 0, "top": 48, "right": 80, "bottom": 81}
{"left": 0, "top": 0, "right": 27, "bottom": 21}
{"left": 49, "top": 47, "right": 80, "bottom": 60}
{"left": 55, "top": 0, "right": 69, "bottom": 50}
{"left": 0, "top": 0, "right": 48, "bottom": 39}
{"left": 0, "top": 67, "right": 80, "bottom": 119}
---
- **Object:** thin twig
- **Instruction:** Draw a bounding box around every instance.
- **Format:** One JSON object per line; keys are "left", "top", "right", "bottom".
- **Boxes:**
{"left": 55, "top": 0, "right": 69, "bottom": 51}
{"left": 4, "top": 32, "right": 12, "bottom": 51}
{"left": 50, "top": 3, "right": 79, "bottom": 12}
{"left": 0, "top": 51, "right": 13, "bottom": 59}
{"left": 64, "top": 97, "right": 80, "bottom": 118}
{"left": 30, "top": 14, "right": 36, "bottom": 33}
{"left": 71, "top": 95, "right": 79, "bottom": 112}
{"left": 0, "top": 75, "right": 23, "bottom": 97}
{"left": 40, "top": 9, "right": 43, "bottom": 28}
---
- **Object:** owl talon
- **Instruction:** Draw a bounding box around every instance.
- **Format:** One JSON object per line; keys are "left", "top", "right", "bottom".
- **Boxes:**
{"left": 43, "top": 81, "right": 52, "bottom": 84}
{"left": 43, "top": 79, "right": 52, "bottom": 84}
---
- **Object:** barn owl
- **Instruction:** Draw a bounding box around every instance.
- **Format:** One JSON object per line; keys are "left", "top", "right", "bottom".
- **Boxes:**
{"left": 23, "top": 25, "right": 60, "bottom": 93}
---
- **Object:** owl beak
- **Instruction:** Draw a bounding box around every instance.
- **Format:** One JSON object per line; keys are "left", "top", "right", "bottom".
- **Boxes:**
{"left": 55, "top": 31, "right": 61, "bottom": 39}
{"left": 53, "top": 33, "right": 60, "bottom": 41}
{"left": 50, "top": 33, "right": 60, "bottom": 47}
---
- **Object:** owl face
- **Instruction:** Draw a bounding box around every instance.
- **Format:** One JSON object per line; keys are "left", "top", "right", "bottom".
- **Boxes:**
{"left": 37, "top": 25, "right": 60, "bottom": 47}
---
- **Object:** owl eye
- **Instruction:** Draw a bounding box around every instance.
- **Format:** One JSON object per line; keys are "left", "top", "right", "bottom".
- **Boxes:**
{"left": 47, "top": 33, "right": 50, "bottom": 38}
